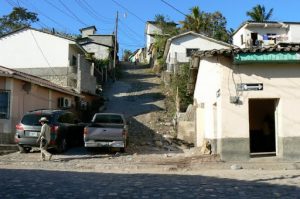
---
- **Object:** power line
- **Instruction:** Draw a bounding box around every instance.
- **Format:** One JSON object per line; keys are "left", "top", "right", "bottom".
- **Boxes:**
{"left": 58, "top": 0, "right": 88, "bottom": 26}
{"left": 119, "top": 20, "right": 144, "bottom": 39}
{"left": 44, "top": 0, "right": 78, "bottom": 22}
{"left": 118, "top": 27, "right": 144, "bottom": 44}
{"left": 5, "top": 0, "right": 50, "bottom": 30}
{"left": 17, "top": 0, "right": 69, "bottom": 31}
{"left": 75, "top": 0, "right": 113, "bottom": 25}
{"left": 160, "top": 0, "right": 187, "bottom": 17}
{"left": 80, "top": 0, "right": 114, "bottom": 21}
{"left": 5, "top": 0, "right": 17, "bottom": 7}
{"left": 29, "top": 29, "right": 59, "bottom": 77}
{"left": 111, "top": 0, "right": 145, "bottom": 24}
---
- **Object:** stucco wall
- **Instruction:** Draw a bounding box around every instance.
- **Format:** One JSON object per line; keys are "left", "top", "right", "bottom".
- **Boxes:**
{"left": 0, "top": 77, "right": 77, "bottom": 144}
{"left": 288, "top": 24, "right": 300, "bottom": 42}
{"left": 194, "top": 57, "right": 222, "bottom": 147}
{"left": 167, "top": 35, "right": 230, "bottom": 64}
{"left": 82, "top": 43, "right": 110, "bottom": 60}
{"left": 233, "top": 26, "right": 288, "bottom": 48}
{"left": 0, "top": 29, "right": 71, "bottom": 68}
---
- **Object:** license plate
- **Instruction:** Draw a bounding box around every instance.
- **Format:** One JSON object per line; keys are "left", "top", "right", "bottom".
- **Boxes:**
{"left": 97, "top": 142, "right": 109, "bottom": 147}
{"left": 28, "top": 132, "right": 38, "bottom": 137}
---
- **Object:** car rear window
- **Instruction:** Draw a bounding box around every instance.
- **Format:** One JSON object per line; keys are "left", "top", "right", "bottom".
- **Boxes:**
{"left": 93, "top": 115, "right": 124, "bottom": 124}
{"left": 21, "top": 114, "right": 53, "bottom": 126}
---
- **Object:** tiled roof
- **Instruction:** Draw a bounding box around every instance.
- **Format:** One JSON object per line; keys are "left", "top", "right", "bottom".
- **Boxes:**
{"left": 0, "top": 65, "right": 81, "bottom": 97}
{"left": 193, "top": 45, "right": 300, "bottom": 58}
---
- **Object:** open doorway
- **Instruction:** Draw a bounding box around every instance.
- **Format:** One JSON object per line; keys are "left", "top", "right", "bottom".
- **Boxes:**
{"left": 249, "top": 99, "right": 277, "bottom": 155}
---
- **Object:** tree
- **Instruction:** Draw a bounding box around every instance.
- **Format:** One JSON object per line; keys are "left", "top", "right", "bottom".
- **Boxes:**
{"left": 0, "top": 7, "right": 39, "bottom": 35}
{"left": 246, "top": 4, "right": 273, "bottom": 22}
{"left": 123, "top": 49, "right": 132, "bottom": 61}
{"left": 153, "top": 14, "right": 178, "bottom": 59}
{"left": 180, "top": 6, "right": 229, "bottom": 42}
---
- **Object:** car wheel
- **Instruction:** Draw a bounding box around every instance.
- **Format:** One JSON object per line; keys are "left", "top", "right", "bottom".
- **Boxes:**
{"left": 120, "top": 147, "right": 126, "bottom": 153}
{"left": 18, "top": 145, "right": 31, "bottom": 153}
{"left": 56, "top": 138, "right": 67, "bottom": 153}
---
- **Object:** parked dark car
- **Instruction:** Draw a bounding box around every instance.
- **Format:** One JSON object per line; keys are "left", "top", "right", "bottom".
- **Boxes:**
{"left": 15, "top": 109, "right": 85, "bottom": 153}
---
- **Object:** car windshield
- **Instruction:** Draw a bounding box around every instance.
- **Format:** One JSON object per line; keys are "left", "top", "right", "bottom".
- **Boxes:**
{"left": 93, "top": 115, "right": 124, "bottom": 124}
{"left": 21, "top": 114, "right": 53, "bottom": 126}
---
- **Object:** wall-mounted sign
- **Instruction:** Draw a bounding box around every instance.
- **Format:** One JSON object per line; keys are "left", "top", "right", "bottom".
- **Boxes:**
{"left": 237, "top": 83, "right": 263, "bottom": 91}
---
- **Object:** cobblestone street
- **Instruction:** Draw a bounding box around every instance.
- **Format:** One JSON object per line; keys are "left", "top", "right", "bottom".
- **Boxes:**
{"left": 1, "top": 63, "right": 300, "bottom": 198}
{"left": 1, "top": 168, "right": 300, "bottom": 198}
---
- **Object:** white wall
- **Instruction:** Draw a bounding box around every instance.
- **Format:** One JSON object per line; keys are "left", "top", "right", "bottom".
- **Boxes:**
{"left": 167, "top": 34, "right": 230, "bottom": 65}
{"left": 82, "top": 43, "right": 110, "bottom": 60}
{"left": 233, "top": 27, "right": 288, "bottom": 48}
{"left": 194, "top": 57, "right": 222, "bottom": 145}
{"left": 0, "top": 29, "right": 72, "bottom": 68}
{"left": 221, "top": 60, "right": 300, "bottom": 139}
{"left": 288, "top": 24, "right": 300, "bottom": 42}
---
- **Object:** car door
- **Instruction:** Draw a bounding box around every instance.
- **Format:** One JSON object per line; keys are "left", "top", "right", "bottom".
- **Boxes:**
{"left": 60, "top": 112, "right": 83, "bottom": 146}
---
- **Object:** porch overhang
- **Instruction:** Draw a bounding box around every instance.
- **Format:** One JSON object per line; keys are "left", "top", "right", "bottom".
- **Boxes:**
{"left": 234, "top": 52, "right": 300, "bottom": 64}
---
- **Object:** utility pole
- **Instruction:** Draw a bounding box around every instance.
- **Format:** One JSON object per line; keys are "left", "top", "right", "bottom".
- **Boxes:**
{"left": 113, "top": 11, "right": 118, "bottom": 81}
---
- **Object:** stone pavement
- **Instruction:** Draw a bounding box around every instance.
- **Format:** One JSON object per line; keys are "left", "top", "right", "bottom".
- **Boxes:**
{"left": 0, "top": 168, "right": 299, "bottom": 198}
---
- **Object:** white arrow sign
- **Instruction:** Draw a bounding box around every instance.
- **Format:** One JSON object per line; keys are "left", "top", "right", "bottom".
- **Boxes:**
{"left": 238, "top": 83, "right": 263, "bottom": 91}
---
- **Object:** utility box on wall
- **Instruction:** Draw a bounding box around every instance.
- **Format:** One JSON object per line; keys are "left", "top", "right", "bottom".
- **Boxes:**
{"left": 58, "top": 97, "right": 72, "bottom": 108}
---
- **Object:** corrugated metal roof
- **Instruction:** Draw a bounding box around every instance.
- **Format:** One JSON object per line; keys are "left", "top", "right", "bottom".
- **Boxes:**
{"left": 0, "top": 65, "right": 81, "bottom": 97}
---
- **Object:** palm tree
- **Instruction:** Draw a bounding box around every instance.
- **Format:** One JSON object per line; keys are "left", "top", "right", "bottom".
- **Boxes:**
{"left": 180, "top": 6, "right": 207, "bottom": 33}
{"left": 246, "top": 4, "right": 273, "bottom": 22}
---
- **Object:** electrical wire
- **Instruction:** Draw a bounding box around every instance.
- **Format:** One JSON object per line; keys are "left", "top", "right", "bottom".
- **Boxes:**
{"left": 80, "top": 0, "right": 114, "bottom": 22}
{"left": 58, "top": 0, "right": 88, "bottom": 26}
{"left": 160, "top": 0, "right": 187, "bottom": 17}
{"left": 16, "top": 0, "right": 69, "bottom": 31}
{"left": 74, "top": 0, "right": 115, "bottom": 33}
{"left": 111, "top": 0, "right": 145, "bottom": 24}
{"left": 4, "top": 0, "right": 50, "bottom": 30}
{"left": 119, "top": 20, "right": 144, "bottom": 39}
{"left": 29, "top": 29, "right": 60, "bottom": 77}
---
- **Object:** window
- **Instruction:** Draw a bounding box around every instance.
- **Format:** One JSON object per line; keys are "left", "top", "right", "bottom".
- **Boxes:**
{"left": 186, "top": 48, "right": 199, "bottom": 57}
{"left": 21, "top": 114, "right": 53, "bottom": 126}
{"left": 0, "top": 90, "right": 10, "bottom": 119}
{"left": 58, "top": 112, "right": 75, "bottom": 124}
{"left": 71, "top": 55, "right": 77, "bottom": 66}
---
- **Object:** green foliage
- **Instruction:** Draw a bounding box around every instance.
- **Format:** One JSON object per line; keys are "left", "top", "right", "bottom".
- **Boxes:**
{"left": 94, "top": 58, "right": 109, "bottom": 69}
{"left": 123, "top": 49, "right": 132, "bottom": 61}
{"left": 246, "top": 4, "right": 273, "bottom": 22}
{"left": 152, "top": 14, "right": 178, "bottom": 61}
{"left": 172, "top": 64, "right": 193, "bottom": 111}
{"left": 0, "top": 7, "right": 39, "bottom": 35}
{"left": 179, "top": 6, "right": 230, "bottom": 42}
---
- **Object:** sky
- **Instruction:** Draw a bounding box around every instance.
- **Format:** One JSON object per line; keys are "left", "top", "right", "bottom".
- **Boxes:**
{"left": 1, "top": 0, "right": 300, "bottom": 58}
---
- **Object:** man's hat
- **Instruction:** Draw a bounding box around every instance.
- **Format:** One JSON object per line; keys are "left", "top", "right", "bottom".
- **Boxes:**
{"left": 39, "top": 117, "right": 48, "bottom": 122}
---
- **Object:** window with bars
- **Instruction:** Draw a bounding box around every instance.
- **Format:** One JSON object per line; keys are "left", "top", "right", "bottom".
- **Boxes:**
{"left": 186, "top": 48, "right": 199, "bottom": 57}
{"left": 0, "top": 90, "right": 10, "bottom": 119}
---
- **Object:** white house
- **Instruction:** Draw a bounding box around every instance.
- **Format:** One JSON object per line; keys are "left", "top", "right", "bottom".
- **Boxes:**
{"left": 77, "top": 26, "right": 116, "bottom": 82}
{"left": 233, "top": 21, "right": 300, "bottom": 48}
{"left": 192, "top": 45, "right": 300, "bottom": 161}
{"left": 163, "top": 31, "right": 232, "bottom": 74}
{"left": 0, "top": 27, "right": 97, "bottom": 96}
{"left": 145, "top": 21, "right": 177, "bottom": 63}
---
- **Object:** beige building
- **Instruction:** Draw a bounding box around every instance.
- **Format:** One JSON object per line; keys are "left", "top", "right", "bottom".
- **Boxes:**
{"left": 192, "top": 46, "right": 300, "bottom": 161}
{"left": 0, "top": 65, "right": 82, "bottom": 144}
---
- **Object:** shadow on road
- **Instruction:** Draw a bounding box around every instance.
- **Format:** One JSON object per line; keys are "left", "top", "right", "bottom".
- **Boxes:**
{"left": 1, "top": 169, "right": 299, "bottom": 198}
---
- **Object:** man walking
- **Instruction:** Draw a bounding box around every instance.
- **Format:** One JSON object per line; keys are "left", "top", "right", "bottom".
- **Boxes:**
{"left": 36, "top": 117, "right": 52, "bottom": 161}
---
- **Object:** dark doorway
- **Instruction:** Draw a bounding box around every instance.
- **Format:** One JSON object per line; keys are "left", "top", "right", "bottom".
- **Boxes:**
{"left": 249, "top": 99, "right": 276, "bottom": 154}
{"left": 251, "top": 33, "right": 258, "bottom": 46}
